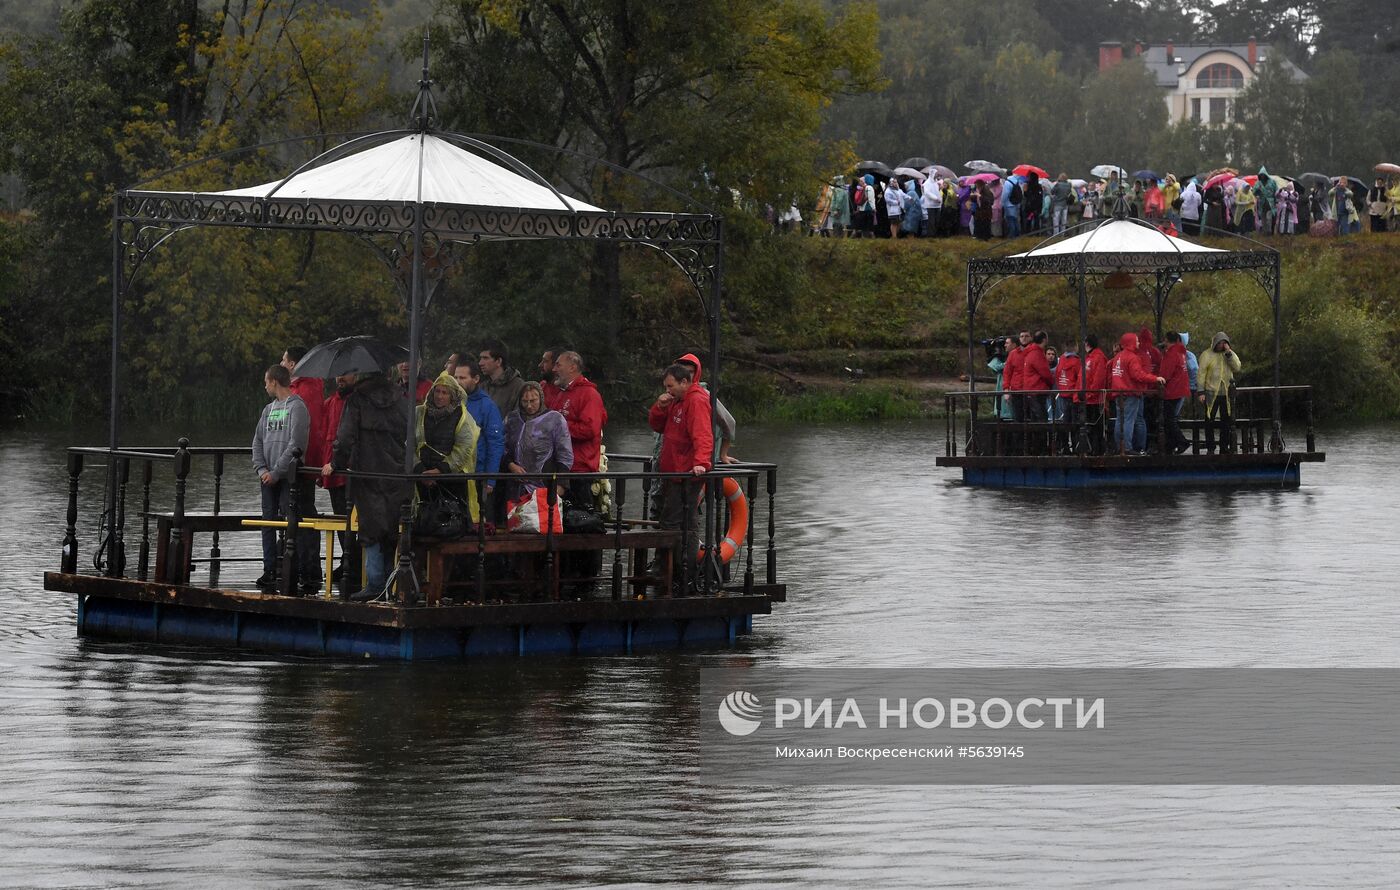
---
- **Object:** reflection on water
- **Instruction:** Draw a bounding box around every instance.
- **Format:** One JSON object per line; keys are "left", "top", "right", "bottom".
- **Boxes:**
{"left": 3, "top": 421, "right": 1400, "bottom": 886}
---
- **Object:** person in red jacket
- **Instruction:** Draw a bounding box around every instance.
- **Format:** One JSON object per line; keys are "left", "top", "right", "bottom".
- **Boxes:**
{"left": 1110, "top": 332, "right": 1166, "bottom": 454}
{"left": 282, "top": 347, "right": 325, "bottom": 505}
{"left": 1082, "top": 334, "right": 1109, "bottom": 455}
{"left": 1053, "top": 341, "right": 1082, "bottom": 454}
{"left": 540, "top": 346, "right": 568, "bottom": 411}
{"left": 319, "top": 371, "right": 358, "bottom": 588}
{"left": 647, "top": 361, "right": 713, "bottom": 592}
{"left": 1021, "top": 330, "right": 1053, "bottom": 431}
{"left": 1160, "top": 331, "right": 1191, "bottom": 454}
{"left": 554, "top": 350, "right": 607, "bottom": 593}
{"left": 1001, "top": 330, "right": 1030, "bottom": 454}
{"left": 1135, "top": 326, "right": 1164, "bottom": 445}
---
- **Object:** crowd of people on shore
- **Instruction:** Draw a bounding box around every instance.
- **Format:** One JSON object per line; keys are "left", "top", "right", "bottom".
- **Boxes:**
{"left": 986, "top": 326, "right": 1241, "bottom": 457}
{"left": 251, "top": 340, "right": 733, "bottom": 602}
{"left": 775, "top": 165, "right": 1400, "bottom": 240}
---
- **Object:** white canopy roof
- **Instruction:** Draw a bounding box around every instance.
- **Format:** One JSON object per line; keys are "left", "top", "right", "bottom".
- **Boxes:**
{"left": 173, "top": 133, "right": 602, "bottom": 212}
{"left": 1011, "top": 219, "right": 1225, "bottom": 258}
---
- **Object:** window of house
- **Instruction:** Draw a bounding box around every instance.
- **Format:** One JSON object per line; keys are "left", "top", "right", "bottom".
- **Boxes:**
{"left": 1210, "top": 97, "right": 1227, "bottom": 122}
{"left": 1196, "top": 63, "right": 1244, "bottom": 89}
{"left": 1192, "top": 98, "right": 1202, "bottom": 121}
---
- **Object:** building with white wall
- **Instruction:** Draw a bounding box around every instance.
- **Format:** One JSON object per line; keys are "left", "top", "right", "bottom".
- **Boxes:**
{"left": 1099, "top": 39, "right": 1308, "bottom": 125}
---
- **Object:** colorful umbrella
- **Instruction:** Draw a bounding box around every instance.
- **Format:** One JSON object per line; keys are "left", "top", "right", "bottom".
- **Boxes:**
{"left": 1242, "top": 174, "right": 1258, "bottom": 185}
{"left": 965, "top": 159, "right": 1006, "bottom": 174}
{"left": 1090, "top": 164, "right": 1126, "bottom": 179}
{"left": 1204, "top": 172, "right": 1236, "bottom": 190}
{"left": 1131, "top": 169, "right": 1162, "bottom": 182}
{"left": 1012, "top": 163, "right": 1049, "bottom": 179}
{"left": 963, "top": 172, "right": 1001, "bottom": 184}
{"left": 1374, "top": 162, "right": 1400, "bottom": 175}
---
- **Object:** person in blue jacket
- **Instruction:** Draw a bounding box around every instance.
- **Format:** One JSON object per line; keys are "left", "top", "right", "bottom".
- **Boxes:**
{"left": 453, "top": 359, "right": 505, "bottom": 511}
{"left": 1001, "top": 176, "right": 1022, "bottom": 238}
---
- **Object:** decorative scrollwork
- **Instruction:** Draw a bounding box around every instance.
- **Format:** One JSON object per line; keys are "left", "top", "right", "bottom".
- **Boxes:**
{"left": 118, "top": 192, "right": 723, "bottom": 246}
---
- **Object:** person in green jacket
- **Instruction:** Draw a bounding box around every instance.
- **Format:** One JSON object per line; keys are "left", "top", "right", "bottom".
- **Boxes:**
{"left": 1197, "top": 332, "right": 1242, "bottom": 454}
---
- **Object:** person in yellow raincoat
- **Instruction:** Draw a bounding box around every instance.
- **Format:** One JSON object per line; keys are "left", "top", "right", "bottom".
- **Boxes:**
{"left": 414, "top": 371, "right": 480, "bottom": 524}
{"left": 1197, "top": 332, "right": 1242, "bottom": 454}
{"left": 1232, "top": 184, "right": 1258, "bottom": 232}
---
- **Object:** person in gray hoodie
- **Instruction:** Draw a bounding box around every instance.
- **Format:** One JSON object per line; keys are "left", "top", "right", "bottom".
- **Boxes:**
{"left": 252, "top": 364, "right": 318, "bottom": 592}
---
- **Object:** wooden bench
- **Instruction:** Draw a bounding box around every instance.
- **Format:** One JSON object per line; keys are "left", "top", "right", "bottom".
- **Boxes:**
{"left": 423, "top": 528, "right": 683, "bottom": 606}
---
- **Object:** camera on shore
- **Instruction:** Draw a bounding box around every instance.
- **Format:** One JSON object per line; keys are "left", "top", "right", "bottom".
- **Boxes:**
{"left": 981, "top": 336, "right": 1011, "bottom": 360}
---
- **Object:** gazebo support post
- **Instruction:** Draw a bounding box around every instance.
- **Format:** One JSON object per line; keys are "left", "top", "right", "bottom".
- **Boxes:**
{"left": 965, "top": 269, "right": 978, "bottom": 453}
{"left": 704, "top": 236, "right": 725, "bottom": 589}
{"left": 1270, "top": 255, "right": 1284, "bottom": 452}
{"left": 1075, "top": 258, "right": 1089, "bottom": 454}
{"left": 103, "top": 204, "right": 124, "bottom": 577}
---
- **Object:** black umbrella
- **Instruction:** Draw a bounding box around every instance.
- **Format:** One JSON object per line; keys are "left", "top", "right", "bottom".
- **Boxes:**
{"left": 855, "top": 160, "right": 893, "bottom": 177}
{"left": 292, "top": 335, "right": 407, "bottom": 379}
{"left": 1299, "top": 172, "right": 1331, "bottom": 188}
{"left": 899, "top": 156, "right": 935, "bottom": 171}
{"left": 1131, "top": 169, "right": 1162, "bottom": 182}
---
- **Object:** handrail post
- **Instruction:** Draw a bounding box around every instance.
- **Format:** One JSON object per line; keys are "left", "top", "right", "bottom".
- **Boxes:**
{"left": 279, "top": 449, "right": 302, "bottom": 597}
{"left": 474, "top": 478, "right": 487, "bottom": 602}
{"left": 744, "top": 473, "right": 757, "bottom": 595}
{"left": 678, "top": 475, "right": 692, "bottom": 598}
{"left": 1156, "top": 384, "right": 1166, "bottom": 455}
{"left": 165, "top": 438, "right": 191, "bottom": 584}
{"left": 62, "top": 452, "right": 83, "bottom": 574}
{"left": 545, "top": 476, "right": 558, "bottom": 601}
{"left": 137, "top": 460, "right": 153, "bottom": 580}
{"left": 1305, "top": 387, "right": 1315, "bottom": 453}
{"left": 641, "top": 458, "right": 653, "bottom": 522}
{"left": 114, "top": 456, "right": 130, "bottom": 578}
{"left": 765, "top": 467, "right": 777, "bottom": 586}
{"left": 209, "top": 452, "right": 225, "bottom": 586}
{"left": 611, "top": 473, "right": 624, "bottom": 601}
{"left": 945, "top": 395, "right": 953, "bottom": 456}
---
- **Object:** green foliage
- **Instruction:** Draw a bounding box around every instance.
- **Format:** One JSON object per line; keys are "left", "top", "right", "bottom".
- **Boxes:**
{"left": 0, "top": 0, "right": 397, "bottom": 422}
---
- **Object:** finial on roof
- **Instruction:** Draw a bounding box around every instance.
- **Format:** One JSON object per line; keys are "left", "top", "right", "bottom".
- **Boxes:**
{"left": 409, "top": 29, "right": 439, "bottom": 133}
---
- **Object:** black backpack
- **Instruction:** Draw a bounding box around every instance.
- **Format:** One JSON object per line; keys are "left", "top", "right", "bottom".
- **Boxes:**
{"left": 1009, "top": 182, "right": 1023, "bottom": 205}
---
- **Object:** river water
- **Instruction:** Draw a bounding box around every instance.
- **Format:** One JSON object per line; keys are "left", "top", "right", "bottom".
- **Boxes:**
{"left": 3, "top": 421, "right": 1398, "bottom": 887}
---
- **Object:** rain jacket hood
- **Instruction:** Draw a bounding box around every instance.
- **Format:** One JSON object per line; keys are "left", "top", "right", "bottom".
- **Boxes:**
{"left": 676, "top": 353, "right": 703, "bottom": 384}
{"left": 426, "top": 371, "right": 465, "bottom": 412}
{"left": 1212, "top": 331, "right": 1231, "bottom": 349}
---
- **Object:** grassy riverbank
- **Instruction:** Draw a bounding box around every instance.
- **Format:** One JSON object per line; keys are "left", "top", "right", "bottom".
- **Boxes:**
{"left": 11, "top": 230, "right": 1399, "bottom": 428}
{"left": 711, "top": 230, "right": 1400, "bottom": 421}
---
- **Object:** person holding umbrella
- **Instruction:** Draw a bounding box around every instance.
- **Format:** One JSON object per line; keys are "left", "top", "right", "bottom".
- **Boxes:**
{"left": 1368, "top": 177, "right": 1389, "bottom": 232}
{"left": 1328, "top": 177, "right": 1354, "bottom": 237}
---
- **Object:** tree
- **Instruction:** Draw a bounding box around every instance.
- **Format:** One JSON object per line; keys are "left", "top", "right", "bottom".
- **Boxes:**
{"left": 1233, "top": 55, "right": 1307, "bottom": 171}
{"left": 0, "top": 0, "right": 398, "bottom": 415}
{"left": 1066, "top": 57, "right": 1165, "bottom": 172}
{"left": 1298, "top": 49, "right": 1370, "bottom": 174}
{"left": 429, "top": 0, "right": 883, "bottom": 359}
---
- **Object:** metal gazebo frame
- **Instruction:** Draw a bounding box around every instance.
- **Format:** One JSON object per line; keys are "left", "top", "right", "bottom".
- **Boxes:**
{"left": 964, "top": 211, "right": 1285, "bottom": 456}
{"left": 96, "top": 47, "right": 727, "bottom": 583}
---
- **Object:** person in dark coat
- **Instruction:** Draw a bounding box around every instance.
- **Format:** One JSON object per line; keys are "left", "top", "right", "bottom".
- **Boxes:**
{"left": 322, "top": 372, "right": 412, "bottom": 601}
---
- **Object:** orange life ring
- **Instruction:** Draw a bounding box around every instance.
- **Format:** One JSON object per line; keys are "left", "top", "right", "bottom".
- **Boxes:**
{"left": 698, "top": 477, "right": 749, "bottom": 565}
